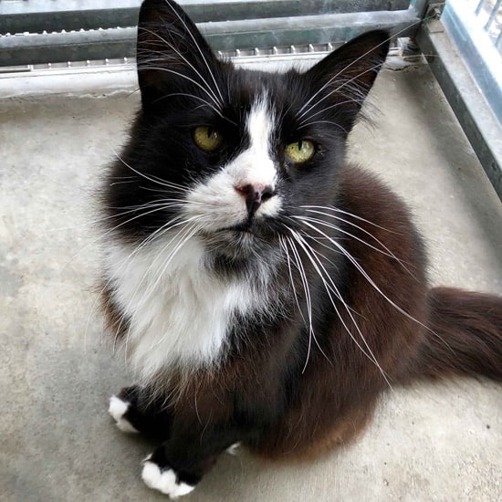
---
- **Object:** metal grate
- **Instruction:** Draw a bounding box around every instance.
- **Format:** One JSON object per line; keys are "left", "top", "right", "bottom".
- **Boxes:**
{"left": 442, "top": 0, "right": 502, "bottom": 121}
{"left": 0, "top": 0, "right": 499, "bottom": 199}
{"left": 0, "top": 0, "right": 421, "bottom": 68}
{"left": 475, "top": 0, "right": 502, "bottom": 51}
{"left": 418, "top": 0, "right": 502, "bottom": 201}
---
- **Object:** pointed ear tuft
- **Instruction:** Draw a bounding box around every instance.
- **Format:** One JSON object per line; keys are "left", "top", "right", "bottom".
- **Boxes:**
{"left": 304, "top": 30, "right": 390, "bottom": 133}
{"left": 136, "top": 0, "right": 220, "bottom": 110}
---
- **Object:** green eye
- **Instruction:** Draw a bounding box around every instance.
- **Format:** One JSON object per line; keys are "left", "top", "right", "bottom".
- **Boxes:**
{"left": 193, "top": 126, "right": 223, "bottom": 152}
{"left": 285, "top": 140, "right": 315, "bottom": 164}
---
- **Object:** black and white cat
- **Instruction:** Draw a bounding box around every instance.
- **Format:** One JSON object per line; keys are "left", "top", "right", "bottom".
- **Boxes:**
{"left": 101, "top": 0, "right": 502, "bottom": 497}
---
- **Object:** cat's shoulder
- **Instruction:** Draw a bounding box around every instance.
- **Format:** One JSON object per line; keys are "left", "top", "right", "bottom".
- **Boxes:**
{"left": 338, "top": 163, "right": 414, "bottom": 223}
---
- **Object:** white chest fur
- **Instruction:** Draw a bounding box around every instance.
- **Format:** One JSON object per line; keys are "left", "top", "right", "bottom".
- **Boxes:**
{"left": 105, "top": 236, "right": 266, "bottom": 380}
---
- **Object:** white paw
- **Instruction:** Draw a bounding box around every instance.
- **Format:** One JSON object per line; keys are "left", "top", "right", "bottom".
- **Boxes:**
{"left": 108, "top": 395, "right": 139, "bottom": 433}
{"left": 142, "top": 460, "right": 195, "bottom": 498}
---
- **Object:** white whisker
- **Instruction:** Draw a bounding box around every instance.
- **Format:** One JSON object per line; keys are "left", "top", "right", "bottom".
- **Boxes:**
{"left": 138, "top": 64, "right": 221, "bottom": 110}
{"left": 296, "top": 218, "right": 443, "bottom": 345}
{"left": 140, "top": 26, "right": 223, "bottom": 108}
{"left": 160, "top": 2, "right": 226, "bottom": 105}
{"left": 300, "top": 205, "right": 395, "bottom": 233}
{"left": 286, "top": 229, "right": 336, "bottom": 372}
{"left": 284, "top": 232, "right": 315, "bottom": 373}
{"left": 289, "top": 225, "right": 393, "bottom": 388}
{"left": 296, "top": 19, "right": 424, "bottom": 119}
{"left": 294, "top": 214, "right": 412, "bottom": 272}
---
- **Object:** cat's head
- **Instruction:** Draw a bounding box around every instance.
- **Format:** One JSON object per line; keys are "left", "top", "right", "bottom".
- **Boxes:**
{"left": 105, "top": 0, "right": 389, "bottom": 263}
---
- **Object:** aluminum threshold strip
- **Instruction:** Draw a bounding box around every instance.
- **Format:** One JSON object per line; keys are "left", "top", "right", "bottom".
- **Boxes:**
{"left": 417, "top": 19, "right": 502, "bottom": 201}
{"left": 0, "top": 0, "right": 411, "bottom": 34}
{"left": 0, "top": 9, "right": 419, "bottom": 67}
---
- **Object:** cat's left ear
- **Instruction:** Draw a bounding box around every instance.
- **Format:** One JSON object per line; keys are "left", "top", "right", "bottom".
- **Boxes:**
{"left": 304, "top": 31, "right": 390, "bottom": 133}
{"left": 136, "top": 0, "right": 222, "bottom": 112}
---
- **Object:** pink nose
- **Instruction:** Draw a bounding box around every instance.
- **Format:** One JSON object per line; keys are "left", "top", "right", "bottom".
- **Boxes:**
{"left": 235, "top": 183, "right": 275, "bottom": 217}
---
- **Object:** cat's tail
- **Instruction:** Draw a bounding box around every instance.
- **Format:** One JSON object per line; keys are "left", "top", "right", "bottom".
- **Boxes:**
{"left": 408, "top": 287, "right": 502, "bottom": 382}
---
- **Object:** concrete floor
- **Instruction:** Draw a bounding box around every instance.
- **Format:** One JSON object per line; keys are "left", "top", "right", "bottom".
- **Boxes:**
{"left": 1, "top": 62, "right": 501, "bottom": 501}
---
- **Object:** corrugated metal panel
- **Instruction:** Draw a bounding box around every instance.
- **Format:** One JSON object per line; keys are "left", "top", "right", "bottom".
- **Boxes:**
{"left": 0, "top": 1, "right": 411, "bottom": 34}
{"left": 0, "top": 4, "right": 421, "bottom": 67}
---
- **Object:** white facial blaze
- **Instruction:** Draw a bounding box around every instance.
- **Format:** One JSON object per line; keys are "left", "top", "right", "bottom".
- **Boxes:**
{"left": 105, "top": 96, "right": 285, "bottom": 379}
{"left": 237, "top": 96, "right": 277, "bottom": 191}
{"left": 185, "top": 95, "right": 282, "bottom": 228}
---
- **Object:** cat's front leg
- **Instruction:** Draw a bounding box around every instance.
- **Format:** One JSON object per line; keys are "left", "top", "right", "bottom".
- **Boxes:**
{"left": 141, "top": 421, "right": 241, "bottom": 498}
{"left": 141, "top": 447, "right": 211, "bottom": 498}
{"left": 108, "top": 385, "right": 173, "bottom": 440}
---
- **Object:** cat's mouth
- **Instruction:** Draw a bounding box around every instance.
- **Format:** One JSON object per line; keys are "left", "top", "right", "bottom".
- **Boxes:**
{"left": 200, "top": 223, "right": 256, "bottom": 245}
{"left": 221, "top": 219, "right": 275, "bottom": 240}
{"left": 201, "top": 219, "right": 277, "bottom": 257}
{"left": 224, "top": 221, "right": 254, "bottom": 234}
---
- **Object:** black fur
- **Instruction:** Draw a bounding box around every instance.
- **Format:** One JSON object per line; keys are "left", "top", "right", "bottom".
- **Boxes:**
{"left": 101, "top": 0, "right": 502, "bottom": 497}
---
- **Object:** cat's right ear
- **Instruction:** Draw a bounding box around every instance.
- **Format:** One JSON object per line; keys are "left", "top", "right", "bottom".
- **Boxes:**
{"left": 303, "top": 30, "right": 390, "bottom": 134}
{"left": 136, "top": 0, "right": 222, "bottom": 112}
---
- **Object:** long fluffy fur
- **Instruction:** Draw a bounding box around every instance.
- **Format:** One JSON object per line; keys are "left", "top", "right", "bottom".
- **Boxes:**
{"left": 411, "top": 288, "right": 502, "bottom": 382}
{"left": 100, "top": 0, "right": 502, "bottom": 495}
